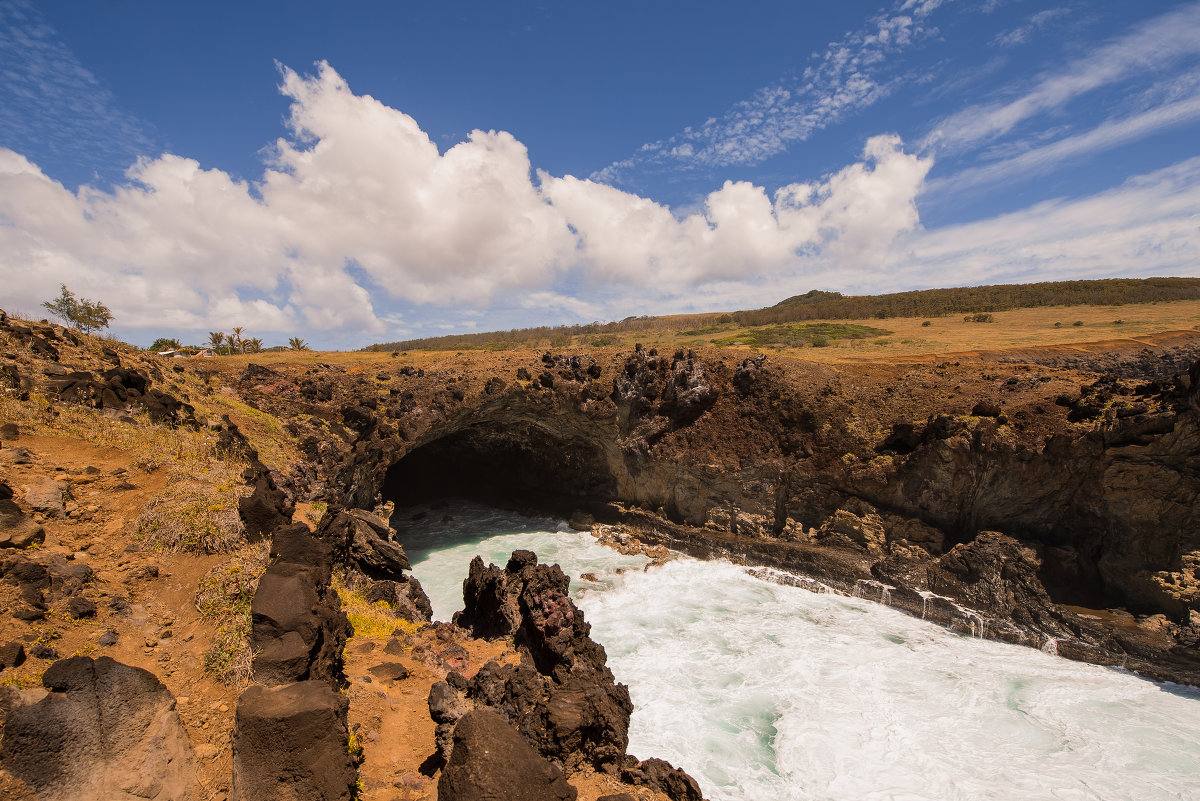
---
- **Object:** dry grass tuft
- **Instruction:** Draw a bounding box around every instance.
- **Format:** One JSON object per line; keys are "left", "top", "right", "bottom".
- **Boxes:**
{"left": 0, "top": 392, "right": 218, "bottom": 468}
{"left": 196, "top": 541, "right": 270, "bottom": 686}
{"left": 136, "top": 460, "right": 250, "bottom": 553}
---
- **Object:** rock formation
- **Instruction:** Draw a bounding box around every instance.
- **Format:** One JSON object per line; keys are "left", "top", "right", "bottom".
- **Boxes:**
{"left": 0, "top": 656, "right": 195, "bottom": 801}
{"left": 231, "top": 681, "right": 356, "bottom": 801}
{"left": 257, "top": 344, "right": 1200, "bottom": 685}
{"left": 428, "top": 549, "right": 705, "bottom": 800}
{"left": 248, "top": 522, "right": 348, "bottom": 686}
{"left": 437, "top": 709, "right": 577, "bottom": 801}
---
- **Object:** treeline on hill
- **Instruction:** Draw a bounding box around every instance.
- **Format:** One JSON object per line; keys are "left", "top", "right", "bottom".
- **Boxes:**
{"left": 365, "top": 277, "right": 1200, "bottom": 352}
{"left": 738, "top": 278, "right": 1200, "bottom": 326}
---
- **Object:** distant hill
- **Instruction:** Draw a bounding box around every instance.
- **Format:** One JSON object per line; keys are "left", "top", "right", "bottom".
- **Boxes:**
{"left": 738, "top": 278, "right": 1200, "bottom": 326}
{"left": 365, "top": 277, "right": 1200, "bottom": 352}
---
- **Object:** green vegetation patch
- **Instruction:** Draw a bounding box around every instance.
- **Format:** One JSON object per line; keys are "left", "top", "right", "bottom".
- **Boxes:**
{"left": 712, "top": 323, "right": 891, "bottom": 348}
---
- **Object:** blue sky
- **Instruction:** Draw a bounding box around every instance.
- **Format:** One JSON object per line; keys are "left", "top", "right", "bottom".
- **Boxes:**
{"left": 2, "top": 0, "right": 1199, "bottom": 348}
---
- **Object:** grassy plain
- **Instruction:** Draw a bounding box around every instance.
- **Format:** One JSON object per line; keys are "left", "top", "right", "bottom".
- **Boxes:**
{"left": 204, "top": 298, "right": 1200, "bottom": 368}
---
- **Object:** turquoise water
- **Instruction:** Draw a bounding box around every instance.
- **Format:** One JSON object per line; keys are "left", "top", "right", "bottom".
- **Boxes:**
{"left": 398, "top": 502, "right": 1200, "bottom": 801}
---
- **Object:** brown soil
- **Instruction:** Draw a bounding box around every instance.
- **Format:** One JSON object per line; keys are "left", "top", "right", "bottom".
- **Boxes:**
{"left": 0, "top": 435, "right": 239, "bottom": 799}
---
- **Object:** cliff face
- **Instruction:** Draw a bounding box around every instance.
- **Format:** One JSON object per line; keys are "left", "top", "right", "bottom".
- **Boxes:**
{"left": 241, "top": 345, "right": 1200, "bottom": 685}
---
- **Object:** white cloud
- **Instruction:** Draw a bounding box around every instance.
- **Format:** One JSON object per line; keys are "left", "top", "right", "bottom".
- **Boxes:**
{"left": 262, "top": 63, "right": 576, "bottom": 306}
{"left": 592, "top": 0, "right": 949, "bottom": 181}
{"left": 929, "top": 87, "right": 1200, "bottom": 196}
{"left": 931, "top": 3, "right": 1200, "bottom": 152}
{"left": 883, "top": 156, "right": 1200, "bottom": 290}
{"left": 0, "top": 63, "right": 931, "bottom": 345}
{"left": 992, "top": 7, "right": 1070, "bottom": 48}
{"left": 545, "top": 135, "right": 931, "bottom": 285}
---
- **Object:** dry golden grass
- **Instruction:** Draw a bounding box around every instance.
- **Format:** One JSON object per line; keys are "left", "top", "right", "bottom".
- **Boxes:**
{"left": 195, "top": 541, "right": 270, "bottom": 686}
{"left": 170, "top": 298, "right": 1200, "bottom": 371}
{"left": 783, "top": 299, "right": 1200, "bottom": 362}
{"left": 135, "top": 459, "right": 250, "bottom": 554}
{"left": 334, "top": 574, "right": 422, "bottom": 641}
{"left": 0, "top": 391, "right": 218, "bottom": 469}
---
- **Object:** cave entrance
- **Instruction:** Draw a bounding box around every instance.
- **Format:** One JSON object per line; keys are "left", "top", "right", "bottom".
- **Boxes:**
{"left": 381, "top": 421, "right": 617, "bottom": 520}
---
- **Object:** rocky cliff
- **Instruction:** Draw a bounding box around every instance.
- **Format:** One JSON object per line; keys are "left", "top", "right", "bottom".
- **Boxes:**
{"left": 244, "top": 343, "right": 1200, "bottom": 686}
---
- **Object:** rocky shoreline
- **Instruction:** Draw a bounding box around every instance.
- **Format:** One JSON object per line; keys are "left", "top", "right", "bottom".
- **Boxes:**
{"left": 2, "top": 308, "right": 1199, "bottom": 798}
{"left": 278, "top": 338, "right": 1200, "bottom": 689}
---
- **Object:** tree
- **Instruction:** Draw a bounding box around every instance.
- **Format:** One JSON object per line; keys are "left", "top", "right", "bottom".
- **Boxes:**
{"left": 244, "top": 337, "right": 264, "bottom": 354}
{"left": 230, "top": 326, "right": 245, "bottom": 354}
{"left": 288, "top": 337, "right": 309, "bottom": 351}
{"left": 207, "top": 331, "right": 226, "bottom": 352}
{"left": 149, "top": 337, "right": 182, "bottom": 352}
{"left": 41, "top": 284, "right": 113, "bottom": 334}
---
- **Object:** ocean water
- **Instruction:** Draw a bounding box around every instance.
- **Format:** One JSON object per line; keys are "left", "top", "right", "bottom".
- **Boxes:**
{"left": 397, "top": 502, "right": 1200, "bottom": 801}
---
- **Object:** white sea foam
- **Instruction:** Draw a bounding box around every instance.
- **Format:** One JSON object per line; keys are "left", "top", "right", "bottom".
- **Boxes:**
{"left": 399, "top": 503, "right": 1200, "bottom": 801}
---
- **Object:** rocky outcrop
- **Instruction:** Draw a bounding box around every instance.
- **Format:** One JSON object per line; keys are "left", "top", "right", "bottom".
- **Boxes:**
{"left": 437, "top": 710, "right": 577, "bottom": 801}
{"left": 238, "top": 342, "right": 1200, "bottom": 684}
{"left": 249, "top": 523, "right": 347, "bottom": 686}
{"left": 315, "top": 505, "right": 411, "bottom": 579}
{"left": 0, "top": 481, "right": 45, "bottom": 550}
{"left": 2, "top": 553, "right": 93, "bottom": 621}
{"left": 218, "top": 417, "right": 294, "bottom": 541}
{"left": 44, "top": 366, "right": 195, "bottom": 425}
{"left": 0, "top": 656, "right": 196, "bottom": 800}
{"left": 429, "top": 550, "right": 703, "bottom": 800}
{"left": 422, "top": 550, "right": 707, "bottom": 797}
{"left": 442, "top": 551, "right": 633, "bottom": 772}
{"left": 231, "top": 681, "right": 356, "bottom": 801}
{"left": 619, "top": 756, "right": 705, "bottom": 801}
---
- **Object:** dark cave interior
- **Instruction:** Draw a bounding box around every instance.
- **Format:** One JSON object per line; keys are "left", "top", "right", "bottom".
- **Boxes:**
{"left": 381, "top": 421, "right": 617, "bottom": 519}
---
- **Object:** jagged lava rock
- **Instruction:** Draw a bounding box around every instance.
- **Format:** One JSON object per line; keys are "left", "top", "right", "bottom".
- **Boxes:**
{"left": 438, "top": 709, "right": 577, "bottom": 801}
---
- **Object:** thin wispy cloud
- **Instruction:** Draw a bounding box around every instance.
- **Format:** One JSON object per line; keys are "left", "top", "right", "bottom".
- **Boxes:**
{"left": 929, "top": 2, "right": 1200, "bottom": 153}
{"left": 928, "top": 86, "right": 1200, "bottom": 196}
{"left": 883, "top": 156, "right": 1200, "bottom": 291}
{"left": 592, "top": 0, "right": 951, "bottom": 186}
{"left": 991, "top": 7, "right": 1070, "bottom": 48}
{"left": 0, "top": 0, "right": 156, "bottom": 187}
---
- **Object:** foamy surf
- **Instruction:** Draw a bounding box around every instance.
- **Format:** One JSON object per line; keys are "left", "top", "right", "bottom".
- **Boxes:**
{"left": 398, "top": 503, "right": 1200, "bottom": 801}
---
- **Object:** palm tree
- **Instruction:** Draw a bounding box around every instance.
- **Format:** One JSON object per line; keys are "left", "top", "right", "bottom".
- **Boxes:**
{"left": 230, "top": 326, "right": 245, "bottom": 354}
{"left": 207, "top": 331, "right": 225, "bottom": 352}
{"left": 245, "top": 337, "right": 264, "bottom": 354}
{"left": 288, "top": 337, "right": 309, "bottom": 351}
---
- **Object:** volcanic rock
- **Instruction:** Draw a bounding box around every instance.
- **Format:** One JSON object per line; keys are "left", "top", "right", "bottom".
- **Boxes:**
{"left": 0, "top": 656, "right": 196, "bottom": 800}
{"left": 437, "top": 709, "right": 577, "bottom": 801}
{"left": 249, "top": 523, "right": 347, "bottom": 686}
{"left": 454, "top": 551, "right": 638, "bottom": 772}
{"left": 620, "top": 756, "right": 705, "bottom": 801}
{"left": 231, "top": 680, "right": 355, "bottom": 801}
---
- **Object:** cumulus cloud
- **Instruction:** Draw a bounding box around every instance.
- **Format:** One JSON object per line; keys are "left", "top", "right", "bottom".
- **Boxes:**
{"left": 0, "top": 62, "right": 932, "bottom": 344}
{"left": 545, "top": 135, "right": 931, "bottom": 286}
